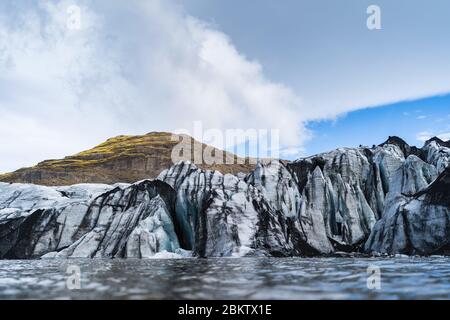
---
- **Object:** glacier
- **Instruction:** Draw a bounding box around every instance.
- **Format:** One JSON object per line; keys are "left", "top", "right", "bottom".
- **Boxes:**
{"left": 0, "top": 136, "right": 449, "bottom": 259}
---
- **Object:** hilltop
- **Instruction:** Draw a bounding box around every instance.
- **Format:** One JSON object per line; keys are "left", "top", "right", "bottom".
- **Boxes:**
{"left": 0, "top": 132, "right": 256, "bottom": 185}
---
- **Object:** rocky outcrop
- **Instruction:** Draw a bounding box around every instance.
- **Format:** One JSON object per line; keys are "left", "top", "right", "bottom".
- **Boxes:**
{"left": 0, "top": 136, "right": 449, "bottom": 259}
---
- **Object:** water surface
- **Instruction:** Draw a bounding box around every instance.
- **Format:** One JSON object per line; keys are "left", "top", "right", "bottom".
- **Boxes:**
{"left": 0, "top": 257, "right": 449, "bottom": 299}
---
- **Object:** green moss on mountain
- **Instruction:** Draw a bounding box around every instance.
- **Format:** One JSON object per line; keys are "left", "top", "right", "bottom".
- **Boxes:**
{"left": 0, "top": 132, "right": 257, "bottom": 186}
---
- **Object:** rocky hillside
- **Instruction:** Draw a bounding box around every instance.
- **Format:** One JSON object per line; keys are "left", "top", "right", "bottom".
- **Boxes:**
{"left": 0, "top": 132, "right": 256, "bottom": 186}
{"left": 0, "top": 136, "right": 449, "bottom": 259}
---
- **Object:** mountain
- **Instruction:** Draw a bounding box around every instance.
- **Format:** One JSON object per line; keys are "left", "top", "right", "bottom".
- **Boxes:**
{"left": 0, "top": 132, "right": 256, "bottom": 186}
{"left": 0, "top": 136, "right": 449, "bottom": 259}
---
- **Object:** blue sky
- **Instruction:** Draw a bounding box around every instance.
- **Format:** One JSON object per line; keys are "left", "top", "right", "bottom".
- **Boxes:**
{"left": 304, "top": 94, "right": 450, "bottom": 156}
{"left": 178, "top": 0, "right": 450, "bottom": 113}
{"left": 179, "top": 0, "right": 450, "bottom": 157}
{"left": 0, "top": 0, "right": 450, "bottom": 172}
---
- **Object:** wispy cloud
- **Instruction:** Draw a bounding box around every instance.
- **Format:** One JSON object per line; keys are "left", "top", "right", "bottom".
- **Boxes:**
{"left": 416, "top": 131, "right": 450, "bottom": 142}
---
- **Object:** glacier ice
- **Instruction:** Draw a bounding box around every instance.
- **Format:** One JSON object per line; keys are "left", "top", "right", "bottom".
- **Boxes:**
{"left": 1, "top": 137, "right": 449, "bottom": 258}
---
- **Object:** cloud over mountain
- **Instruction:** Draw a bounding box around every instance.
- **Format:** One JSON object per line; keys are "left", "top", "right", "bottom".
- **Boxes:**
{"left": 0, "top": 0, "right": 307, "bottom": 173}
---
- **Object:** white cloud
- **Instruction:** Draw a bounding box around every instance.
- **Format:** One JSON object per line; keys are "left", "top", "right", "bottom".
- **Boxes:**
{"left": 2, "top": 1, "right": 449, "bottom": 174}
{"left": 0, "top": 0, "right": 310, "bottom": 173}
{"left": 416, "top": 131, "right": 450, "bottom": 142}
{"left": 416, "top": 131, "right": 433, "bottom": 142}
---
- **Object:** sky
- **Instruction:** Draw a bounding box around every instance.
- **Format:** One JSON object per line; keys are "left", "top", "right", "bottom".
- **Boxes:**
{"left": 0, "top": 0, "right": 449, "bottom": 173}
{"left": 304, "top": 94, "right": 450, "bottom": 156}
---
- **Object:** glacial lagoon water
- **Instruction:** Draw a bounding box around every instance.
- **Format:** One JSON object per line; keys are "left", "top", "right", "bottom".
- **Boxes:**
{"left": 0, "top": 257, "right": 449, "bottom": 300}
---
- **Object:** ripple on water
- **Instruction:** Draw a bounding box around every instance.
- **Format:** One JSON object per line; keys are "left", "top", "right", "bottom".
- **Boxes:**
{"left": 0, "top": 257, "right": 449, "bottom": 299}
